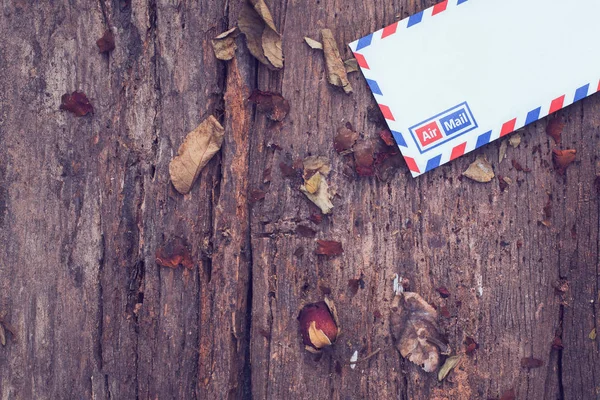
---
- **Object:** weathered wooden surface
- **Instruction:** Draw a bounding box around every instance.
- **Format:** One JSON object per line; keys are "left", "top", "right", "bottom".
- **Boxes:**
{"left": 0, "top": 0, "right": 598, "bottom": 399}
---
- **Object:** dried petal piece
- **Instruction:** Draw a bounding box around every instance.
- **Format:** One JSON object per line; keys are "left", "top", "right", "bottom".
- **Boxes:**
{"left": 508, "top": 133, "right": 521, "bottom": 148}
{"left": 321, "top": 29, "right": 352, "bottom": 94}
{"left": 589, "top": 328, "right": 597, "bottom": 340}
{"left": 334, "top": 123, "right": 359, "bottom": 154}
{"left": 211, "top": 27, "right": 238, "bottom": 61}
{"left": 97, "top": 30, "right": 115, "bottom": 53}
{"left": 552, "top": 149, "right": 576, "bottom": 175}
{"left": 300, "top": 176, "right": 333, "bottom": 214}
{"left": 390, "top": 292, "right": 449, "bottom": 372}
{"left": 521, "top": 357, "right": 543, "bottom": 369}
{"left": 60, "top": 91, "right": 94, "bottom": 116}
{"left": 344, "top": 58, "right": 359, "bottom": 73}
{"left": 248, "top": 90, "right": 290, "bottom": 121}
{"left": 298, "top": 301, "right": 339, "bottom": 351}
{"left": 155, "top": 237, "right": 194, "bottom": 269}
{"left": 304, "top": 37, "right": 323, "bottom": 50}
{"left": 463, "top": 156, "right": 494, "bottom": 183}
{"left": 315, "top": 240, "right": 343, "bottom": 256}
{"left": 546, "top": 117, "right": 565, "bottom": 144}
{"left": 499, "top": 140, "right": 508, "bottom": 164}
{"left": 438, "top": 355, "right": 461, "bottom": 381}
{"left": 169, "top": 116, "right": 224, "bottom": 194}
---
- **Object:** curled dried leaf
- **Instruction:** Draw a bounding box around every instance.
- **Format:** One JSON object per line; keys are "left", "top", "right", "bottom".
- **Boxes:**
{"left": 315, "top": 240, "right": 343, "bottom": 256}
{"left": 239, "top": 1, "right": 282, "bottom": 69}
{"left": 321, "top": 29, "right": 352, "bottom": 94}
{"left": 60, "top": 91, "right": 93, "bottom": 116}
{"left": 390, "top": 292, "right": 449, "bottom": 372}
{"left": 155, "top": 237, "right": 193, "bottom": 269}
{"left": 96, "top": 30, "right": 115, "bottom": 53}
{"left": 344, "top": 58, "right": 359, "bottom": 73}
{"left": 304, "top": 172, "right": 321, "bottom": 194}
{"left": 334, "top": 123, "right": 359, "bottom": 154}
{"left": 552, "top": 149, "right": 576, "bottom": 175}
{"left": 438, "top": 355, "right": 461, "bottom": 381}
{"left": 546, "top": 117, "right": 565, "bottom": 144}
{"left": 248, "top": 90, "right": 289, "bottom": 122}
{"left": 169, "top": 116, "right": 224, "bottom": 194}
{"left": 304, "top": 36, "right": 323, "bottom": 50}
{"left": 300, "top": 176, "right": 333, "bottom": 214}
{"left": 212, "top": 27, "right": 238, "bottom": 61}
{"left": 463, "top": 156, "right": 494, "bottom": 183}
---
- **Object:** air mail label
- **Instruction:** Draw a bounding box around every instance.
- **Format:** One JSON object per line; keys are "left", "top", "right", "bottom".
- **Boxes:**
{"left": 409, "top": 102, "right": 478, "bottom": 153}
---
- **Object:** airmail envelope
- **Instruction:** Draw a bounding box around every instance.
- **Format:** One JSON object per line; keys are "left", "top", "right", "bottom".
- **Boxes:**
{"left": 349, "top": 0, "right": 600, "bottom": 177}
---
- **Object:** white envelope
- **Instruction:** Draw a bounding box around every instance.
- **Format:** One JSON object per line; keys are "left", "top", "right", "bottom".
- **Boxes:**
{"left": 349, "top": 0, "right": 600, "bottom": 177}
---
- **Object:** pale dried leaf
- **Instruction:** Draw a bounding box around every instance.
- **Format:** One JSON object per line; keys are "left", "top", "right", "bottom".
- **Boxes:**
{"left": 350, "top": 350, "right": 358, "bottom": 369}
{"left": 590, "top": 328, "right": 597, "bottom": 340}
{"left": 250, "top": 0, "right": 278, "bottom": 33}
{"left": 303, "top": 156, "right": 331, "bottom": 177}
{"left": 438, "top": 355, "right": 462, "bottom": 381}
{"left": 463, "top": 156, "right": 494, "bottom": 183}
{"left": 324, "top": 297, "right": 341, "bottom": 332}
{"left": 499, "top": 140, "right": 508, "bottom": 164}
{"left": 304, "top": 172, "right": 321, "bottom": 194}
{"left": 509, "top": 133, "right": 521, "bottom": 148}
{"left": 321, "top": 29, "right": 352, "bottom": 94}
{"left": 344, "top": 58, "right": 359, "bottom": 73}
{"left": 390, "top": 292, "right": 449, "bottom": 372}
{"left": 262, "top": 27, "right": 283, "bottom": 68}
{"left": 169, "top": 116, "right": 225, "bottom": 194}
{"left": 212, "top": 27, "right": 238, "bottom": 61}
{"left": 0, "top": 324, "right": 5, "bottom": 346}
{"left": 503, "top": 176, "right": 513, "bottom": 185}
{"left": 301, "top": 178, "right": 334, "bottom": 214}
{"left": 304, "top": 37, "right": 323, "bottom": 49}
{"left": 308, "top": 321, "right": 332, "bottom": 348}
{"left": 238, "top": 3, "right": 271, "bottom": 66}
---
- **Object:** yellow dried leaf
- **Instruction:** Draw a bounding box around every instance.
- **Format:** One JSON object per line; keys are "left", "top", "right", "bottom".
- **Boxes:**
{"left": 463, "top": 156, "right": 494, "bottom": 183}
{"left": 300, "top": 179, "right": 333, "bottom": 214}
{"left": 438, "top": 355, "right": 462, "bottom": 381}
{"left": 321, "top": 29, "right": 352, "bottom": 94}
{"left": 304, "top": 37, "right": 323, "bottom": 50}
{"left": 169, "top": 116, "right": 225, "bottom": 194}
{"left": 589, "top": 328, "right": 597, "bottom": 340}
{"left": 308, "top": 321, "right": 332, "bottom": 349}
{"left": 304, "top": 171, "right": 321, "bottom": 194}
{"left": 211, "top": 27, "right": 238, "bottom": 61}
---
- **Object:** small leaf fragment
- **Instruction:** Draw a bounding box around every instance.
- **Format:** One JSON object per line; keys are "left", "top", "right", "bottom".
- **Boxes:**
{"left": 308, "top": 321, "right": 332, "bottom": 348}
{"left": 546, "top": 117, "right": 565, "bottom": 144}
{"left": 379, "top": 130, "right": 395, "bottom": 147}
{"left": 155, "top": 237, "right": 194, "bottom": 269}
{"left": 354, "top": 140, "right": 376, "bottom": 177}
{"left": 211, "top": 27, "right": 238, "bottom": 61}
{"left": 248, "top": 90, "right": 290, "bottom": 121}
{"left": 552, "top": 149, "right": 576, "bottom": 175}
{"left": 589, "top": 328, "right": 597, "bottom": 340}
{"left": 438, "top": 355, "right": 461, "bottom": 381}
{"left": 304, "top": 37, "right": 323, "bottom": 49}
{"left": 508, "top": 133, "right": 521, "bottom": 148}
{"left": 304, "top": 172, "right": 321, "bottom": 194}
{"left": 300, "top": 177, "right": 334, "bottom": 214}
{"left": 315, "top": 240, "right": 343, "bottom": 256}
{"left": 96, "top": 30, "right": 115, "bottom": 53}
{"left": 521, "top": 357, "right": 543, "bottom": 369}
{"left": 321, "top": 29, "right": 352, "bottom": 94}
{"left": 60, "top": 91, "right": 94, "bottom": 116}
{"left": 344, "top": 58, "right": 359, "bottom": 73}
{"left": 463, "top": 156, "right": 494, "bottom": 183}
{"left": 334, "top": 123, "right": 359, "bottom": 154}
{"left": 499, "top": 140, "right": 508, "bottom": 164}
{"left": 262, "top": 27, "right": 283, "bottom": 68}
{"left": 0, "top": 324, "right": 5, "bottom": 346}
{"left": 303, "top": 156, "right": 331, "bottom": 177}
{"left": 169, "top": 116, "right": 225, "bottom": 194}
{"left": 238, "top": 1, "right": 282, "bottom": 69}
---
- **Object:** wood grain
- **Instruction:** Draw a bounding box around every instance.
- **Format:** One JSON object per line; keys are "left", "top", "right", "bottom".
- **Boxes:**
{"left": 0, "top": 0, "right": 598, "bottom": 399}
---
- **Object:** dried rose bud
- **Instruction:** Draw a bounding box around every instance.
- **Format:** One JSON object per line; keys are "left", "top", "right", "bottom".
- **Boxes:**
{"left": 297, "top": 299, "right": 339, "bottom": 352}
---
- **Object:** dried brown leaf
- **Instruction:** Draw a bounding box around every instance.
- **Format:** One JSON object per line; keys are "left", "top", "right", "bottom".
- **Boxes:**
{"left": 96, "top": 30, "right": 115, "bottom": 53}
{"left": 465, "top": 337, "right": 479, "bottom": 355}
{"left": 334, "top": 123, "right": 359, "bottom": 154}
{"left": 321, "top": 29, "right": 352, "bottom": 94}
{"left": 438, "top": 355, "right": 461, "bottom": 381}
{"left": 249, "top": 0, "right": 278, "bottom": 32}
{"left": 463, "top": 156, "right": 494, "bottom": 183}
{"left": 304, "top": 37, "right": 323, "bottom": 49}
{"left": 297, "top": 301, "right": 338, "bottom": 350}
{"left": 262, "top": 27, "right": 283, "bottom": 68}
{"left": 155, "top": 237, "right": 193, "bottom": 269}
{"left": 239, "top": 2, "right": 282, "bottom": 69}
{"left": 390, "top": 292, "right": 449, "bottom": 372}
{"left": 303, "top": 156, "right": 331, "bottom": 177}
{"left": 169, "top": 116, "right": 224, "bottom": 194}
{"left": 508, "top": 133, "right": 521, "bottom": 148}
{"left": 521, "top": 357, "right": 543, "bottom": 369}
{"left": 248, "top": 90, "right": 290, "bottom": 121}
{"left": 315, "top": 240, "right": 343, "bottom": 256}
{"left": 60, "top": 91, "right": 94, "bottom": 116}
{"left": 379, "top": 130, "right": 395, "bottom": 146}
{"left": 436, "top": 286, "right": 451, "bottom": 298}
{"left": 344, "top": 58, "right": 359, "bottom": 73}
{"left": 354, "top": 140, "right": 375, "bottom": 177}
{"left": 552, "top": 149, "right": 576, "bottom": 175}
{"left": 546, "top": 117, "right": 565, "bottom": 144}
{"left": 212, "top": 27, "right": 238, "bottom": 61}
{"left": 300, "top": 175, "right": 333, "bottom": 214}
